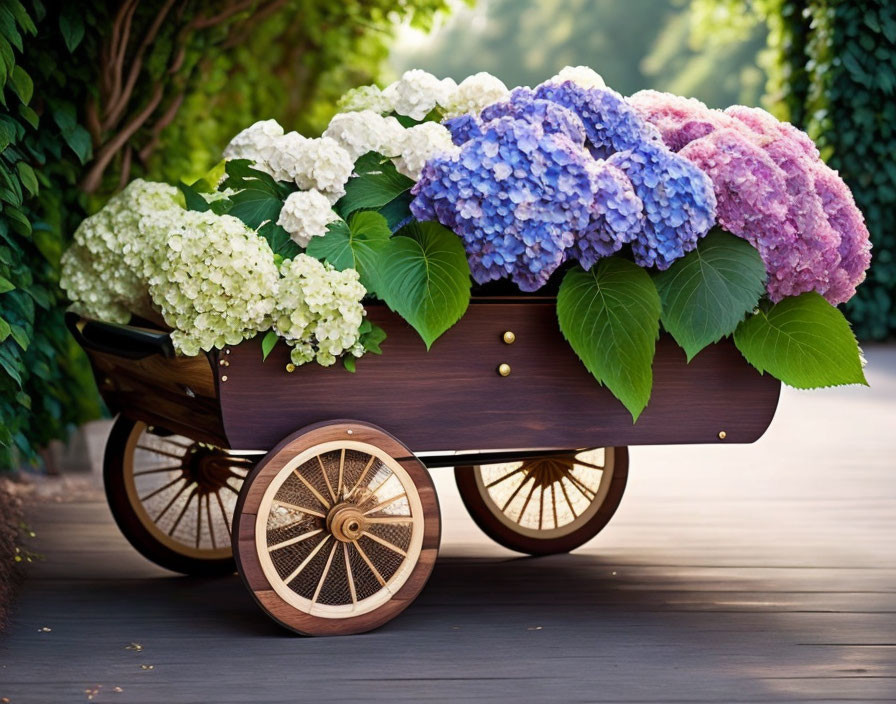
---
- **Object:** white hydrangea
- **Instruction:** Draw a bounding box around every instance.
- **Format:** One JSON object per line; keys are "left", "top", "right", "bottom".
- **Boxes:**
{"left": 284, "top": 137, "right": 354, "bottom": 202}
{"left": 222, "top": 119, "right": 284, "bottom": 170}
{"left": 276, "top": 190, "right": 340, "bottom": 247}
{"left": 383, "top": 70, "right": 457, "bottom": 121}
{"left": 323, "top": 110, "right": 405, "bottom": 160}
{"left": 60, "top": 179, "right": 182, "bottom": 323}
{"left": 393, "top": 122, "right": 460, "bottom": 180}
{"left": 148, "top": 211, "right": 279, "bottom": 356}
{"left": 273, "top": 255, "right": 367, "bottom": 367}
{"left": 337, "top": 84, "right": 393, "bottom": 115}
{"left": 264, "top": 131, "right": 308, "bottom": 183}
{"left": 442, "top": 72, "right": 509, "bottom": 118}
{"left": 547, "top": 66, "right": 607, "bottom": 90}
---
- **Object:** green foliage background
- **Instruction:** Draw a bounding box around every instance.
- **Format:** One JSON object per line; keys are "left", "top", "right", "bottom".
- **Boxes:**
{"left": 0, "top": 0, "right": 450, "bottom": 470}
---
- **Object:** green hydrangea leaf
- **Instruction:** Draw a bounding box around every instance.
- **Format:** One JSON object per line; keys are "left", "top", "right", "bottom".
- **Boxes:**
{"left": 228, "top": 187, "right": 282, "bottom": 229}
{"left": 654, "top": 228, "right": 766, "bottom": 361}
{"left": 257, "top": 221, "right": 300, "bottom": 260}
{"left": 335, "top": 157, "right": 413, "bottom": 217}
{"left": 260, "top": 330, "right": 278, "bottom": 361}
{"left": 306, "top": 212, "right": 391, "bottom": 295}
{"left": 378, "top": 221, "right": 470, "bottom": 349}
{"left": 734, "top": 292, "right": 868, "bottom": 388}
{"left": 557, "top": 259, "right": 661, "bottom": 421}
{"left": 178, "top": 181, "right": 210, "bottom": 212}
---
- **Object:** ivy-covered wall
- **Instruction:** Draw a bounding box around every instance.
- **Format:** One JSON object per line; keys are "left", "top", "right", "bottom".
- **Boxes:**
{"left": 0, "top": 0, "right": 451, "bottom": 470}
{"left": 738, "top": 0, "right": 896, "bottom": 339}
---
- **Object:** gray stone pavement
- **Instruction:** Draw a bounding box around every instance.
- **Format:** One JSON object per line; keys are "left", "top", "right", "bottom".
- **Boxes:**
{"left": 0, "top": 347, "right": 894, "bottom": 703}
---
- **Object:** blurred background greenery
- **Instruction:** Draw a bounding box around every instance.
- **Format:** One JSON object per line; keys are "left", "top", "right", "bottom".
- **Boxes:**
{"left": 0, "top": 0, "right": 893, "bottom": 470}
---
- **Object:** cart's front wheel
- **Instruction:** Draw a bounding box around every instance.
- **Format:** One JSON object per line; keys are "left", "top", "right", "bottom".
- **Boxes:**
{"left": 104, "top": 416, "right": 253, "bottom": 576}
{"left": 455, "top": 447, "right": 628, "bottom": 555}
{"left": 234, "top": 421, "right": 440, "bottom": 636}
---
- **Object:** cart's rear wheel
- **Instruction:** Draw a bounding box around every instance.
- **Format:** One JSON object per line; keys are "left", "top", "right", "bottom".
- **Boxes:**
{"left": 455, "top": 447, "right": 627, "bottom": 555}
{"left": 234, "top": 421, "right": 440, "bottom": 636}
{"left": 104, "top": 415, "right": 253, "bottom": 576}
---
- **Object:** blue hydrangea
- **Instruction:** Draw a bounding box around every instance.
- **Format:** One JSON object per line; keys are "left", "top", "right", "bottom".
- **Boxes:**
{"left": 572, "top": 162, "right": 644, "bottom": 270}
{"left": 444, "top": 113, "right": 483, "bottom": 146}
{"left": 480, "top": 87, "right": 587, "bottom": 145}
{"left": 535, "top": 81, "right": 663, "bottom": 159}
{"left": 607, "top": 141, "right": 717, "bottom": 269}
{"left": 411, "top": 116, "right": 597, "bottom": 291}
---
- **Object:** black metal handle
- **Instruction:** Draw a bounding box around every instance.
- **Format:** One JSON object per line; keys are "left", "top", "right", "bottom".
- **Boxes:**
{"left": 65, "top": 311, "right": 175, "bottom": 360}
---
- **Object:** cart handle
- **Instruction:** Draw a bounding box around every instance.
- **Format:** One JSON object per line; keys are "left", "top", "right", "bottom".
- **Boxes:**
{"left": 65, "top": 312, "right": 175, "bottom": 360}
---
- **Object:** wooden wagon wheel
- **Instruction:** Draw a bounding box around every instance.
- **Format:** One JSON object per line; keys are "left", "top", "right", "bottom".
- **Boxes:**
{"left": 455, "top": 447, "right": 628, "bottom": 555}
{"left": 234, "top": 421, "right": 440, "bottom": 636}
{"left": 103, "top": 415, "right": 254, "bottom": 576}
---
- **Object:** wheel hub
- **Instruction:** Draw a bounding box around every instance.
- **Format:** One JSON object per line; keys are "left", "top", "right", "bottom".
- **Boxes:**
{"left": 326, "top": 502, "right": 367, "bottom": 542}
{"left": 523, "top": 457, "right": 575, "bottom": 488}
{"left": 187, "top": 447, "right": 238, "bottom": 495}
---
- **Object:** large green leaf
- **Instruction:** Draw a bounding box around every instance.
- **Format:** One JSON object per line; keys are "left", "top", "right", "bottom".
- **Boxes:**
{"left": 335, "top": 157, "right": 414, "bottom": 217}
{"left": 257, "top": 221, "right": 300, "bottom": 260}
{"left": 654, "top": 228, "right": 766, "bottom": 360}
{"left": 306, "top": 212, "right": 391, "bottom": 293}
{"left": 557, "top": 259, "right": 662, "bottom": 421}
{"left": 734, "top": 292, "right": 868, "bottom": 388}
{"left": 58, "top": 6, "right": 85, "bottom": 52}
{"left": 228, "top": 187, "right": 282, "bottom": 229}
{"left": 378, "top": 221, "right": 470, "bottom": 349}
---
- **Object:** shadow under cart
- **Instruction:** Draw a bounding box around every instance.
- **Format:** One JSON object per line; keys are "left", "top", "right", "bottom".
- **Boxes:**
{"left": 67, "top": 298, "right": 780, "bottom": 636}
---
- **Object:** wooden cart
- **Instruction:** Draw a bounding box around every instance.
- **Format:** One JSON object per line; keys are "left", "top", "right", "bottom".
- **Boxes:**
{"left": 67, "top": 300, "right": 780, "bottom": 635}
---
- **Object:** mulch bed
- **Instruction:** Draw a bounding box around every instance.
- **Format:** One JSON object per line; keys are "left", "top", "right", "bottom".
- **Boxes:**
{"left": 0, "top": 479, "right": 25, "bottom": 632}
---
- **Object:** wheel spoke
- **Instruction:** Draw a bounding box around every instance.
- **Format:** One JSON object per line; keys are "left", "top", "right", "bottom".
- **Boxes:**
{"left": 284, "top": 534, "right": 330, "bottom": 586}
{"left": 133, "top": 465, "right": 183, "bottom": 477}
{"left": 348, "top": 455, "right": 376, "bottom": 497}
{"left": 337, "top": 449, "right": 345, "bottom": 499}
{"left": 366, "top": 516, "right": 414, "bottom": 525}
{"left": 292, "top": 468, "right": 331, "bottom": 510}
{"left": 500, "top": 472, "right": 532, "bottom": 513}
{"left": 195, "top": 494, "right": 203, "bottom": 548}
{"left": 516, "top": 478, "right": 539, "bottom": 524}
{"left": 363, "top": 492, "right": 407, "bottom": 516}
{"left": 361, "top": 531, "right": 407, "bottom": 557}
{"left": 207, "top": 493, "right": 216, "bottom": 549}
{"left": 551, "top": 482, "right": 558, "bottom": 529}
{"left": 484, "top": 466, "right": 525, "bottom": 489}
{"left": 153, "top": 481, "right": 191, "bottom": 522}
{"left": 136, "top": 445, "right": 186, "bottom": 460}
{"left": 168, "top": 488, "right": 197, "bottom": 537}
{"left": 559, "top": 478, "right": 578, "bottom": 519}
{"left": 572, "top": 458, "right": 606, "bottom": 472}
{"left": 272, "top": 499, "right": 326, "bottom": 518}
{"left": 538, "top": 486, "right": 545, "bottom": 530}
{"left": 215, "top": 491, "right": 232, "bottom": 539}
{"left": 268, "top": 529, "right": 323, "bottom": 552}
{"left": 343, "top": 543, "right": 357, "bottom": 606}
{"left": 317, "top": 455, "right": 337, "bottom": 504}
{"left": 353, "top": 540, "right": 386, "bottom": 588}
{"left": 220, "top": 483, "right": 241, "bottom": 497}
{"left": 310, "top": 542, "right": 338, "bottom": 606}
{"left": 566, "top": 472, "right": 597, "bottom": 501}
{"left": 139, "top": 475, "right": 185, "bottom": 502}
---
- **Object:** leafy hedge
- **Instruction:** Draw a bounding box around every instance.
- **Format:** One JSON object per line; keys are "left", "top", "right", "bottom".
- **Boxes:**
{"left": 711, "top": 1, "right": 896, "bottom": 339}
{"left": 0, "top": 0, "right": 452, "bottom": 470}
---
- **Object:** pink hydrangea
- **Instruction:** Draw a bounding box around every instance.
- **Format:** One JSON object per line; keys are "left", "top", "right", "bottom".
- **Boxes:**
{"left": 629, "top": 91, "right": 871, "bottom": 304}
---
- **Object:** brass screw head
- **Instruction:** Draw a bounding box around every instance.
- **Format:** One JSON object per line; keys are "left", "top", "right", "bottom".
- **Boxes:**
{"left": 285, "top": 363, "right": 296, "bottom": 373}
{"left": 220, "top": 375, "right": 228, "bottom": 382}
{"left": 502, "top": 331, "right": 516, "bottom": 345}
{"left": 718, "top": 430, "right": 727, "bottom": 440}
{"left": 497, "top": 363, "right": 511, "bottom": 377}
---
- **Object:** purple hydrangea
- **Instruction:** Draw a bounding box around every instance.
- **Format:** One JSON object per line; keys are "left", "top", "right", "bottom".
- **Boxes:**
{"left": 634, "top": 90, "right": 872, "bottom": 304}
{"left": 444, "top": 113, "right": 483, "bottom": 146}
{"left": 608, "top": 141, "right": 717, "bottom": 269}
{"left": 411, "top": 116, "right": 597, "bottom": 291}
{"left": 535, "top": 81, "right": 663, "bottom": 158}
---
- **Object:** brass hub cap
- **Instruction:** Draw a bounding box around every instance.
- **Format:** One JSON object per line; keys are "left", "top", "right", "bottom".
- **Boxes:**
{"left": 327, "top": 503, "right": 367, "bottom": 542}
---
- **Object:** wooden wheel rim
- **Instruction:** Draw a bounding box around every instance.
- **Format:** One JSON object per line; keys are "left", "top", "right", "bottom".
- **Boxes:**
{"left": 122, "top": 421, "right": 247, "bottom": 560}
{"left": 472, "top": 448, "right": 616, "bottom": 540}
{"left": 255, "top": 439, "right": 425, "bottom": 619}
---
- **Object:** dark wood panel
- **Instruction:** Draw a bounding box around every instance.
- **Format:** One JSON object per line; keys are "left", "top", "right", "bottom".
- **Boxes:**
{"left": 218, "top": 303, "right": 780, "bottom": 452}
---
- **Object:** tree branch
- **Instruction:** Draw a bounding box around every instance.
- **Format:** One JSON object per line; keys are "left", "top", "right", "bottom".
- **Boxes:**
{"left": 138, "top": 91, "right": 185, "bottom": 164}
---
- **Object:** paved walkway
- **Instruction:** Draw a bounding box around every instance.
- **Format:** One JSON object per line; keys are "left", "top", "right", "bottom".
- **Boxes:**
{"left": 1, "top": 348, "right": 894, "bottom": 703}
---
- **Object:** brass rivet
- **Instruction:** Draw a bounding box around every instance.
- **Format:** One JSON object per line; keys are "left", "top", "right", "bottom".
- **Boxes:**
{"left": 347, "top": 429, "right": 353, "bottom": 435}
{"left": 285, "top": 363, "right": 296, "bottom": 373}
{"left": 718, "top": 430, "right": 727, "bottom": 440}
{"left": 224, "top": 348, "right": 231, "bottom": 355}
{"left": 219, "top": 359, "right": 229, "bottom": 367}
{"left": 497, "top": 363, "right": 511, "bottom": 377}
{"left": 502, "top": 331, "right": 516, "bottom": 345}
{"left": 221, "top": 375, "right": 228, "bottom": 382}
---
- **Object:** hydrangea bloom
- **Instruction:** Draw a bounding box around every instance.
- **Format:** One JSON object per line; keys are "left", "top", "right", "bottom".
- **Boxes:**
{"left": 383, "top": 70, "right": 457, "bottom": 120}
{"left": 265, "top": 131, "right": 308, "bottom": 182}
{"left": 223, "top": 119, "right": 284, "bottom": 170}
{"left": 480, "top": 87, "right": 587, "bottom": 144}
{"left": 393, "top": 122, "right": 460, "bottom": 180}
{"left": 632, "top": 90, "right": 871, "bottom": 303}
{"left": 323, "top": 110, "right": 405, "bottom": 160}
{"left": 442, "top": 72, "right": 509, "bottom": 118}
{"left": 607, "top": 141, "right": 717, "bottom": 269}
{"left": 546, "top": 66, "right": 607, "bottom": 90}
{"left": 411, "top": 115, "right": 597, "bottom": 291}
{"left": 273, "top": 255, "right": 367, "bottom": 366}
{"left": 337, "top": 84, "right": 392, "bottom": 115}
{"left": 286, "top": 137, "right": 354, "bottom": 202}
{"left": 149, "top": 211, "right": 279, "bottom": 356}
{"left": 277, "top": 190, "right": 340, "bottom": 247}
{"left": 535, "top": 81, "right": 663, "bottom": 158}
